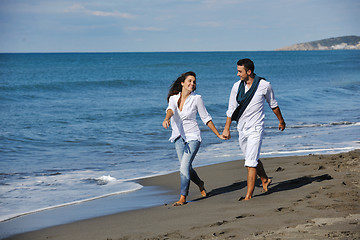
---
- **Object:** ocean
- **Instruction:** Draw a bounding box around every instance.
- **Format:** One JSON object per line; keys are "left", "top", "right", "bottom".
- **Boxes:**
{"left": 0, "top": 51, "right": 359, "bottom": 233}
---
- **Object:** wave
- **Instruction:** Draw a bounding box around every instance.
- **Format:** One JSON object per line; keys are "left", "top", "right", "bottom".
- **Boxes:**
{"left": 268, "top": 121, "right": 360, "bottom": 129}
{"left": 261, "top": 147, "right": 355, "bottom": 156}
{"left": 83, "top": 175, "right": 117, "bottom": 185}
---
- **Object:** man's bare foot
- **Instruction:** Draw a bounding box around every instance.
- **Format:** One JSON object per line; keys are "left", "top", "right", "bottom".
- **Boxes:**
{"left": 173, "top": 195, "right": 186, "bottom": 206}
{"left": 238, "top": 196, "right": 251, "bottom": 201}
{"left": 262, "top": 178, "right": 272, "bottom": 192}
{"left": 199, "top": 181, "right": 207, "bottom": 197}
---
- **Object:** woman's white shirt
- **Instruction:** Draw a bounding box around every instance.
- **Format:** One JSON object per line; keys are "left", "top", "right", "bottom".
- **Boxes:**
{"left": 166, "top": 92, "right": 212, "bottom": 142}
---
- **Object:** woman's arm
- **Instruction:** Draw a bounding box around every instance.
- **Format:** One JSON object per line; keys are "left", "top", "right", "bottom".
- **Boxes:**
{"left": 195, "top": 95, "right": 225, "bottom": 140}
{"left": 162, "top": 109, "right": 174, "bottom": 129}
{"left": 206, "top": 120, "right": 226, "bottom": 140}
{"left": 196, "top": 95, "right": 213, "bottom": 125}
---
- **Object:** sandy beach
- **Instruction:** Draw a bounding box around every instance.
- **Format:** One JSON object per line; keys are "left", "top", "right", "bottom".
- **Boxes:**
{"left": 5, "top": 150, "right": 360, "bottom": 240}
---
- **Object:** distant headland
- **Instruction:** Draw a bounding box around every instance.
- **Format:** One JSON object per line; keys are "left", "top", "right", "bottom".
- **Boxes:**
{"left": 276, "top": 35, "right": 360, "bottom": 51}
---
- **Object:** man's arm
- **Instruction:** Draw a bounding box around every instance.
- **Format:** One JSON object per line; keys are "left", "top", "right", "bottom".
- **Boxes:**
{"left": 222, "top": 117, "right": 232, "bottom": 139}
{"left": 223, "top": 82, "right": 240, "bottom": 140}
{"left": 272, "top": 106, "right": 285, "bottom": 131}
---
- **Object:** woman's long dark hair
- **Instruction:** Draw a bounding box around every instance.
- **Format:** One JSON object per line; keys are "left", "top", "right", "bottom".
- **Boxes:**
{"left": 167, "top": 71, "right": 196, "bottom": 102}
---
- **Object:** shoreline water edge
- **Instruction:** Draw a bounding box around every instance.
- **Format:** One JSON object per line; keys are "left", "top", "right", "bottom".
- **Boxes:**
{"left": 0, "top": 147, "right": 357, "bottom": 222}
{"left": 1, "top": 149, "right": 359, "bottom": 239}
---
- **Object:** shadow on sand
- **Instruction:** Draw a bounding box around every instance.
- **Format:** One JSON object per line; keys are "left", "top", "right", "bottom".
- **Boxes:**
{"left": 258, "top": 173, "right": 333, "bottom": 197}
{"left": 191, "top": 174, "right": 333, "bottom": 202}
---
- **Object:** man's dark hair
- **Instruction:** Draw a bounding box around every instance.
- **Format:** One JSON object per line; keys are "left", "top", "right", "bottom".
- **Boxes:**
{"left": 237, "top": 58, "right": 255, "bottom": 74}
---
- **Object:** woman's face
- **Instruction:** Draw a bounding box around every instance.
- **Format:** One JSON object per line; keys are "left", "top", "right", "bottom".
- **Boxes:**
{"left": 181, "top": 75, "right": 196, "bottom": 92}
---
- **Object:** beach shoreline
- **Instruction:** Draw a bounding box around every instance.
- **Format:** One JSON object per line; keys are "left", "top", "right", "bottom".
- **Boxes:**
{"left": 4, "top": 150, "right": 360, "bottom": 240}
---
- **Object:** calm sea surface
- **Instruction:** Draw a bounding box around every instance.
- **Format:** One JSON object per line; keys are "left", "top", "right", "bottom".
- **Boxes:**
{"left": 1, "top": 51, "right": 359, "bottom": 223}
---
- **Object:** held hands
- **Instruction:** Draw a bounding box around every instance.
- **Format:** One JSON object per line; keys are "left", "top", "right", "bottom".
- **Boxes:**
{"left": 218, "top": 134, "right": 227, "bottom": 140}
{"left": 205, "top": 120, "right": 229, "bottom": 140}
{"left": 221, "top": 129, "right": 231, "bottom": 140}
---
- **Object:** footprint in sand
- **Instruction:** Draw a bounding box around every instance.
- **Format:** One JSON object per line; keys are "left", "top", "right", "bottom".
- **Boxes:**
{"left": 275, "top": 207, "right": 294, "bottom": 213}
{"left": 275, "top": 167, "right": 285, "bottom": 172}
{"left": 210, "top": 220, "right": 228, "bottom": 227}
{"left": 235, "top": 214, "right": 254, "bottom": 219}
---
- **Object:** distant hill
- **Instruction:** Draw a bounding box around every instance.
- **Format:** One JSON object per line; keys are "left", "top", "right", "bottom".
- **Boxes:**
{"left": 276, "top": 36, "right": 360, "bottom": 51}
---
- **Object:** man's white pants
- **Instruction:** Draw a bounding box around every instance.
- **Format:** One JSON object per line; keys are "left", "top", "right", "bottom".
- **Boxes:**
{"left": 238, "top": 125, "right": 264, "bottom": 167}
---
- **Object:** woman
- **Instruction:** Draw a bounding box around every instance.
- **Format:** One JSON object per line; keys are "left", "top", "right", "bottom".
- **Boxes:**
{"left": 162, "top": 71, "right": 225, "bottom": 206}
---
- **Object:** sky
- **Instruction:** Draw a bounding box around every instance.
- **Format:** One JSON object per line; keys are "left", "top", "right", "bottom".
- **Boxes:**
{"left": 0, "top": 0, "right": 359, "bottom": 53}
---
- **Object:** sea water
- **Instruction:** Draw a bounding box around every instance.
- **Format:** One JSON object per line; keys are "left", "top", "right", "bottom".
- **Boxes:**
{"left": 0, "top": 51, "right": 359, "bottom": 225}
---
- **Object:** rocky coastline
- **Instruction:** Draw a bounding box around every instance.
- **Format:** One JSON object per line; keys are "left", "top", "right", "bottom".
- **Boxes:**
{"left": 277, "top": 35, "right": 360, "bottom": 51}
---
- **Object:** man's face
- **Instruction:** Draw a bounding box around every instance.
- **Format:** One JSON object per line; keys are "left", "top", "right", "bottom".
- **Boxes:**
{"left": 237, "top": 65, "right": 251, "bottom": 81}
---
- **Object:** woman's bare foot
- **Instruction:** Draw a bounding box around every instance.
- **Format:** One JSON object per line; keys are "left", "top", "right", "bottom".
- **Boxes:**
{"left": 173, "top": 195, "right": 186, "bottom": 206}
{"left": 262, "top": 178, "right": 272, "bottom": 192}
{"left": 198, "top": 181, "right": 207, "bottom": 197}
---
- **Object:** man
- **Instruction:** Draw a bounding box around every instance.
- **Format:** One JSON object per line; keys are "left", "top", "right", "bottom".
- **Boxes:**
{"left": 222, "top": 58, "right": 285, "bottom": 200}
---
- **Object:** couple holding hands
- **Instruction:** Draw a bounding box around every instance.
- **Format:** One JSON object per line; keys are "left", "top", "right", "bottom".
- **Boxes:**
{"left": 162, "top": 58, "right": 286, "bottom": 206}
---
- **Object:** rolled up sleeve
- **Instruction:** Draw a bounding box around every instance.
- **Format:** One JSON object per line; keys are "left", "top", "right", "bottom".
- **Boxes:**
{"left": 265, "top": 83, "right": 278, "bottom": 109}
{"left": 226, "top": 81, "right": 240, "bottom": 118}
{"left": 166, "top": 95, "right": 177, "bottom": 113}
{"left": 196, "top": 95, "right": 212, "bottom": 125}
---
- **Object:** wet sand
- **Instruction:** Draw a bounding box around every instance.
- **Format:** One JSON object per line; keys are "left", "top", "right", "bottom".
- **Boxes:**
{"left": 5, "top": 150, "right": 360, "bottom": 240}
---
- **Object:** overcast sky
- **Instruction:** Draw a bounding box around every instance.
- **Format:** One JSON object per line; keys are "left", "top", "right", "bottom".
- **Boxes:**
{"left": 1, "top": 0, "right": 359, "bottom": 53}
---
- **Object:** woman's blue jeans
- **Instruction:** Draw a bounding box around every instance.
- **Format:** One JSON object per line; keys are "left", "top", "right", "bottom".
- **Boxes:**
{"left": 174, "top": 137, "right": 202, "bottom": 196}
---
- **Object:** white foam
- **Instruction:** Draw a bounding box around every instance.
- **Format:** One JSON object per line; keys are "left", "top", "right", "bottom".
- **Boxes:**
{"left": 291, "top": 135, "right": 304, "bottom": 139}
{"left": 92, "top": 175, "right": 117, "bottom": 185}
{"left": 261, "top": 147, "right": 355, "bottom": 156}
{"left": 287, "top": 121, "right": 360, "bottom": 129}
{"left": 96, "top": 175, "right": 116, "bottom": 182}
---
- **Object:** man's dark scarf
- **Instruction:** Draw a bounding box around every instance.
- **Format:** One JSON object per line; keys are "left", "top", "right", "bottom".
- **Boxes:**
{"left": 231, "top": 75, "right": 264, "bottom": 122}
